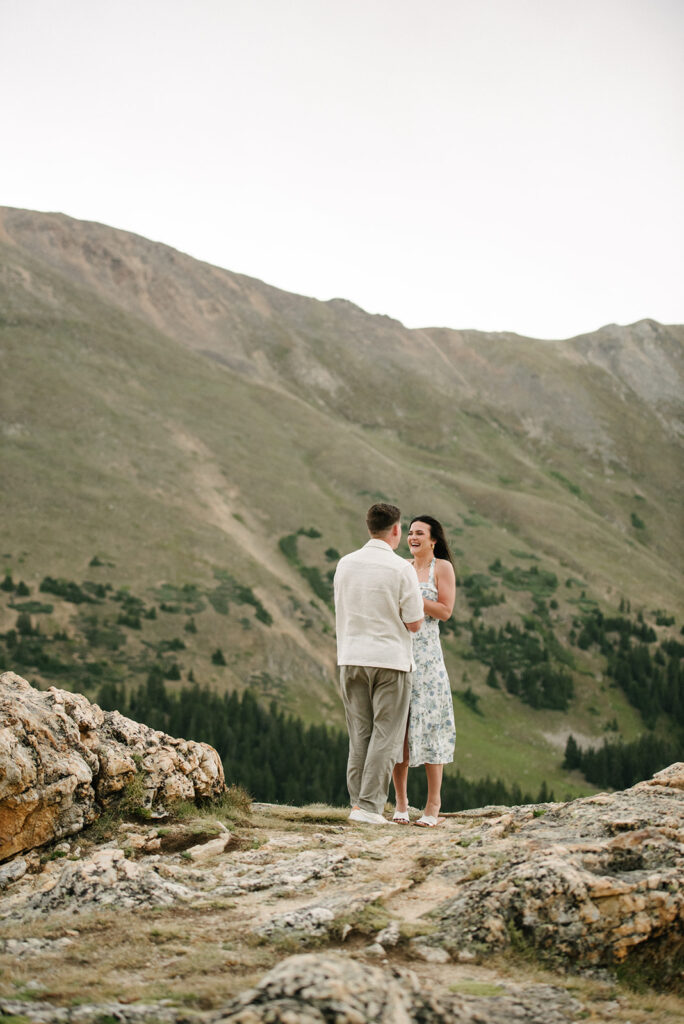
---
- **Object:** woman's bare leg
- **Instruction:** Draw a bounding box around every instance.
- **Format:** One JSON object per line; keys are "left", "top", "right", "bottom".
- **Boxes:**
{"left": 423, "top": 763, "right": 443, "bottom": 818}
{"left": 391, "top": 731, "right": 410, "bottom": 812}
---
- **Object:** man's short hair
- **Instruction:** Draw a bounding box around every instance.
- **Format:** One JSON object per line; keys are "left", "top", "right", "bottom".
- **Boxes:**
{"left": 366, "top": 503, "right": 401, "bottom": 535}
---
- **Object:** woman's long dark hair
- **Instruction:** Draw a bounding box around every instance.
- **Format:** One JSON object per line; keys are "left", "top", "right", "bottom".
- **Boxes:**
{"left": 410, "top": 515, "right": 455, "bottom": 566}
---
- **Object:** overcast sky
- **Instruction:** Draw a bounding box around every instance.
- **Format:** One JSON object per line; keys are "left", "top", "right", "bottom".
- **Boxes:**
{"left": 2, "top": 0, "right": 683, "bottom": 339}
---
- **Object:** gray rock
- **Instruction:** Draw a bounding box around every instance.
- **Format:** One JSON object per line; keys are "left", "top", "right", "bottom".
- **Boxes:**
{"left": 216, "top": 848, "right": 351, "bottom": 896}
{"left": 215, "top": 952, "right": 582, "bottom": 1023}
{"left": 0, "top": 997, "right": 182, "bottom": 1023}
{"left": 431, "top": 764, "right": 684, "bottom": 969}
{"left": 0, "top": 855, "right": 27, "bottom": 888}
{"left": 8, "top": 847, "right": 194, "bottom": 916}
{"left": 409, "top": 939, "right": 451, "bottom": 963}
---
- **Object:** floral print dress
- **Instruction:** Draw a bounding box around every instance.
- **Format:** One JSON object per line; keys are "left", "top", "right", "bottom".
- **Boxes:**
{"left": 408, "top": 558, "right": 456, "bottom": 767}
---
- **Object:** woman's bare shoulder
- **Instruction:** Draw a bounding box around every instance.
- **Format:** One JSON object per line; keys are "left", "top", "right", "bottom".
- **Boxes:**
{"left": 435, "top": 558, "right": 455, "bottom": 577}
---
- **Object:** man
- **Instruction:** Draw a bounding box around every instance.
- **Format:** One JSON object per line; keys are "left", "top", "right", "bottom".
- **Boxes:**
{"left": 334, "top": 503, "right": 424, "bottom": 824}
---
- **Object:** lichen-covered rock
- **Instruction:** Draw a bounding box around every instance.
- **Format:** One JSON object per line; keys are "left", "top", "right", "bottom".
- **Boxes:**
{"left": 216, "top": 952, "right": 581, "bottom": 1023}
{"left": 0, "top": 672, "right": 225, "bottom": 860}
{"left": 215, "top": 848, "right": 351, "bottom": 897}
{"left": 431, "top": 763, "right": 684, "bottom": 967}
{"left": 8, "top": 847, "right": 194, "bottom": 916}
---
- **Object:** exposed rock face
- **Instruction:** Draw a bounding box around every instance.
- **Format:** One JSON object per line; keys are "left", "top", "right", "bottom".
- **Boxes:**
{"left": 11, "top": 847, "right": 194, "bottom": 916}
{"left": 217, "top": 952, "right": 582, "bottom": 1023}
{"left": 0, "top": 672, "right": 224, "bottom": 861}
{"left": 429, "top": 765, "right": 684, "bottom": 967}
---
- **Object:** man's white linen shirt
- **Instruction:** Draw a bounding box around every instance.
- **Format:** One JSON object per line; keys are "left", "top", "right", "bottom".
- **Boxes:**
{"left": 334, "top": 539, "right": 424, "bottom": 672}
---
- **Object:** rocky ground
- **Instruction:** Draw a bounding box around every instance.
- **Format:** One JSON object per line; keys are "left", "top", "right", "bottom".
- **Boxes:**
{"left": 1, "top": 672, "right": 683, "bottom": 1023}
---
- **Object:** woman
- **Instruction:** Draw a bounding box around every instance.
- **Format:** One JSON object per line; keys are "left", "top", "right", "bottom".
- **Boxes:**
{"left": 392, "top": 515, "right": 456, "bottom": 826}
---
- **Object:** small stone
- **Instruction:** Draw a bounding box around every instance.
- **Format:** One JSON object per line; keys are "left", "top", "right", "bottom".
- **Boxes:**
{"left": 0, "top": 857, "right": 27, "bottom": 888}
{"left": 376, "top": 922, "right": 401, "bottom": 947}
{"left": 409, "top": 940, "right": 451, "bottom": 963}
{"left": 185, "top": 835, "right": 230, "bottom": 861}
{"left": 123, "top": 834, "right": 148, "bottom": 850}
{"left": 364, "top": 942, "right": 385, "bottom": 956}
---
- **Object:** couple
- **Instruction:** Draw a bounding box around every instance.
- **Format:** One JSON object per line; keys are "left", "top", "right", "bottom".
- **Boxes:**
{"left": 333, "top": 503, "right": 456, "bottom": 826}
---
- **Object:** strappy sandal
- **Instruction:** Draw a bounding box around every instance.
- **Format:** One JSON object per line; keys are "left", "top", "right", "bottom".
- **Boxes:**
{"left": 414, "top": 814, "right": 445, "bottom": 827}
{"left": 392, "top": 810, "right": 410, "bottom": 824}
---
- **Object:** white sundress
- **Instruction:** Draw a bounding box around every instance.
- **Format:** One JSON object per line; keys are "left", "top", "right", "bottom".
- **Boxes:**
{"left": 408, "top": 558, "right": 456, "bottom": 767}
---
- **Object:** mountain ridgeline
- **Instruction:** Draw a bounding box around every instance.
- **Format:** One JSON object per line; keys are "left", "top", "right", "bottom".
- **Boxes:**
{"left": 1, "top": 206, "right": 682, "bottom": 801}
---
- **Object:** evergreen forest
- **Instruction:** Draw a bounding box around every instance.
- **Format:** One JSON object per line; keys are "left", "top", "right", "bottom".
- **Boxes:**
{"left": 95, "top": 672, "right": 554, "bottom": 811}
{"left": 1, "top": 562, "right": 682, "bottom": 807}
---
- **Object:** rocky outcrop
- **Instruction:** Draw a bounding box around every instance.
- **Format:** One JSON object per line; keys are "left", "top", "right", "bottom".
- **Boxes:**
{"left": 429, "top": 764, "right": 684, "bottom": 967}
{"left": 11, "top": 847, "right": 195, "bottom": 916}
{"left": 1, "top": 672, "right": 682, "bottom": 1022}
{"left": 0, "top": 672, "right": 224, "bottom": 861}
{"left": 217, "top": 952, "right": 582, "bottom": 1023}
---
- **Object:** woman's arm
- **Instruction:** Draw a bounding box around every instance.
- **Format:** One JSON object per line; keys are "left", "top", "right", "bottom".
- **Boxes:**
{"left": 422, "top": 559, "right": 456, "bottom": 621}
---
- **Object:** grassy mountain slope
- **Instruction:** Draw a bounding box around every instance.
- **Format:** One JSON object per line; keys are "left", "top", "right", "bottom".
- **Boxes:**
{"left": 1, "top": 207, "right": 682, "bottom": 799}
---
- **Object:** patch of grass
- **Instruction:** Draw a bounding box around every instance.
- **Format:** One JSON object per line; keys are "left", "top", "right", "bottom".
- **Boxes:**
{"left": 167, "top": 799, "right": 201, "bottom": 820}
{"left": 614, "top": 931, "right": 684, "bottom": 996}
{"left": 410, "top": 852, "right": 448, "bottom": 883}
{"left": 328, "top": 900, "right": 391, "bottom": 941}
{"left": 188, "top": 784, "right": 253, "bottom": 826}
{"left": 255, "top": 929, "right": 325, "bottom": 953}
{"left": 116, "top": 771, "right": 151, "bottom": 820}
{"left": 397, "top": 921, "right": 437, "bottom": 941}
{"left": 82, "top": 770, "right": 151, "bottom": 843}
{"left": 464, "top": 864, "right": 492, "bottom": 881}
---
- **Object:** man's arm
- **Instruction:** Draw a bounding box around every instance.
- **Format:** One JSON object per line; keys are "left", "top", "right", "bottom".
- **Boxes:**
{"left": 399, "top": 563, "right": 424, "bottom": 632}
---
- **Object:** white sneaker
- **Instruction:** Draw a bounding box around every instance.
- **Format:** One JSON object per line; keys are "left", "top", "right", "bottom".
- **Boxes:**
{"left": 349, "top": 806, "right": 391, "bottom": 825}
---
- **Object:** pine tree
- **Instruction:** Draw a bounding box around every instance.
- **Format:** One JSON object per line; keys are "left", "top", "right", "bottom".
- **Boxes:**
{"left": 562, "top": 734, "right": 581, "bottom": 770}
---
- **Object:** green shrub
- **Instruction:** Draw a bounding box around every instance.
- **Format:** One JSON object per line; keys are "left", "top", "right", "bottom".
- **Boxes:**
{"left": 10, "top": 601, "right": 53, "bottom": 614}
{"left": 549, "top": 470, "right": 582, "bottom": 497}
{"left": 40, "top": 576, "right": 95, "bottom": 604}
{"left": 455, "top": 686, "right": 483, "bottom": 715}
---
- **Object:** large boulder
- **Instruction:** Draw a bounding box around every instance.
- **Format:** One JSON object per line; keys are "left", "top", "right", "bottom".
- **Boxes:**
{"left": 217, "top": 952, "right": 581, "bottom": 1023}
{"left": 429, "top": 763, "right": 684, "bottom": 967}
{"left": 0, "top": 671, "right": 225, "bottom": 861}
